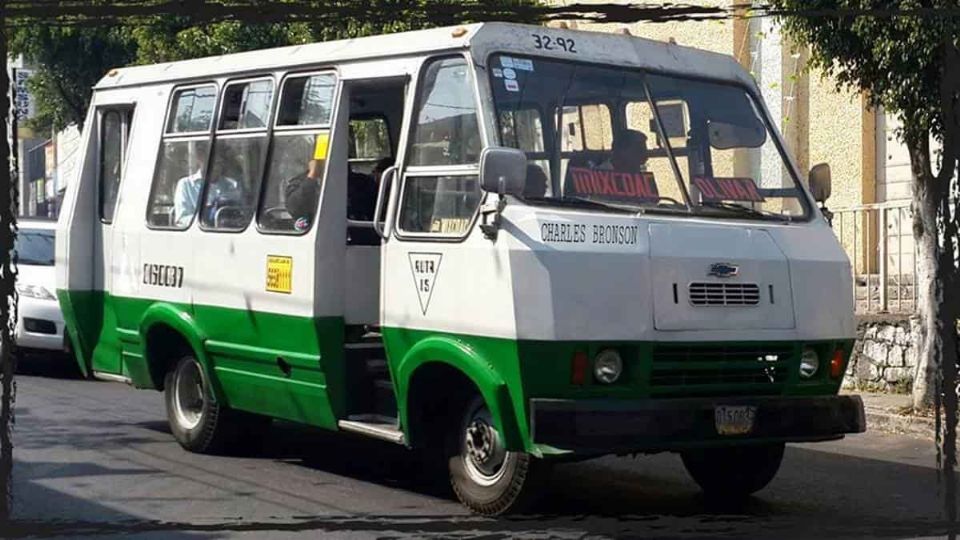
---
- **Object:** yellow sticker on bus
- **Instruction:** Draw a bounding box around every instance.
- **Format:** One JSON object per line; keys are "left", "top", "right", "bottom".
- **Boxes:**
{"left": 313, "top": 132, "right": 330, "bottom": 160}
{"left": 266, "top": 255, "right": 293, "bottom": 294}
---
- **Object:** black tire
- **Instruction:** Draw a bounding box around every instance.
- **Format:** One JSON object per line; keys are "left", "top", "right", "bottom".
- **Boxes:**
{"left": 164, "top": 354, "right": 246, "bottom": 454}
{"left": 447, "top": 395, "right": 547, "bottom": 515}
{"left": 681, "top": 442, "right": 785, "bottom": 499}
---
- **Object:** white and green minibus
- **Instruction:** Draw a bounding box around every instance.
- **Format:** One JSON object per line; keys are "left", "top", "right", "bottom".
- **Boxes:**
{"left": 56, "top": 22, "right": 865, "bottom": 515}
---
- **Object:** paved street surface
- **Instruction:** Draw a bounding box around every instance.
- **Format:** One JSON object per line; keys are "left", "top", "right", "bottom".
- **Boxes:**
{"left": 4, "top": 356, "right": 956, "bottom": 539}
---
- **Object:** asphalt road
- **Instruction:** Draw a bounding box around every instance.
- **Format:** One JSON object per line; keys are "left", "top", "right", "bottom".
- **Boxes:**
{"left": 4, "top": 355, "right": 956, "bottom": 539}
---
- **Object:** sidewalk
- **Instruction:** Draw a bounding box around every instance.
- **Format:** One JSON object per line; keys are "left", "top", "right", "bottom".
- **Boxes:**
{"left": 851, "top": 391, "right": 937, "bottom": 440}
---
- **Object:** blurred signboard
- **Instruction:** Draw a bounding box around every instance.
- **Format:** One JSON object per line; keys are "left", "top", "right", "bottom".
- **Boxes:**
{"left": 14, "top": 68, "right": 35, "bottom": 139}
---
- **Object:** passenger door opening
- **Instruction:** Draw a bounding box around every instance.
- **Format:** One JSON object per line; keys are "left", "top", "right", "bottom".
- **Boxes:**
{"left": 340, "top": 78, "right": 406, "bottom": 428}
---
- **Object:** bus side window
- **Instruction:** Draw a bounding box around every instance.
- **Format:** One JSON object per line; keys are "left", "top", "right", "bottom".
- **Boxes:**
{"left": 100, "top": 108, "right": 133, "bottom": 223}
{"left": 258, "top": 72, "right": 337, "bottom": 234}
{"left": 398, "top": 57, "right": 482, "bottom": 236}
{"left": 146, "top": 85, "right": 217, "bottom": 229}
{"left": 199, "top": 78, "right": 274, "bottom": 232}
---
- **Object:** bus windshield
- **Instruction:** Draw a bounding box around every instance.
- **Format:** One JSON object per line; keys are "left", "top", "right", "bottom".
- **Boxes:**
{"left": 489, "top": 54, "right": 811, "bottom": 221}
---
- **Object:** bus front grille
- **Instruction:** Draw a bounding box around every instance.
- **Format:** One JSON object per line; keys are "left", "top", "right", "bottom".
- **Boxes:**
{"left": 688, "top": 282, "right": 761, "bottom": 306}
{"left": 649, "top": 344, "right": 793, "bottom": 397}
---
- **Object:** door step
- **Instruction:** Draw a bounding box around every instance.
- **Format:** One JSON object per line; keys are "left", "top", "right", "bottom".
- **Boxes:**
{"left": 338, "top": 415, "right": 405, "bottom": 445}
{"left": 92, "top": 371, "right": 132, "bottom": 384}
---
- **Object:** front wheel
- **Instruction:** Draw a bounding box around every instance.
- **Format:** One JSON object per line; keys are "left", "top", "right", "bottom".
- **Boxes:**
{"left": 680, "top": 442, "right": 785, "bottom": 499}
{"left": 447, "top": 396, "right": 547, "bottom": 515}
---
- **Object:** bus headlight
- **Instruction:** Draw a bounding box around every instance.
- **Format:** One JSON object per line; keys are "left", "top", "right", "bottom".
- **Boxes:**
{"left": 799, "top": 347, "right": 820, "bottom": 379}
{"left": 594, "top": 349, "right": 623, "bottom": 384}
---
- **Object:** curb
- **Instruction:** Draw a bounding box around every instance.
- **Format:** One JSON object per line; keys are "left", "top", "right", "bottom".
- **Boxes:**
{"left": 864, "top": 408, "right": 936, "bottom": 440}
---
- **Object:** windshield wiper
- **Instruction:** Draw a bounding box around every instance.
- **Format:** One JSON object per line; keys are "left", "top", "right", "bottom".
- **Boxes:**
{"left": 698, "top": 201, "right": 793, "bottom": 222}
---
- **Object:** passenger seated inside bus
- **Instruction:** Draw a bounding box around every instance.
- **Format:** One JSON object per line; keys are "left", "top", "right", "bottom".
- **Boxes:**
{"left": 563, "top": 129, "right": 651, "bottom": 198}
{"left": 567, "top": 129, "right": 649, "bottom": 173}
{"left": 199, "top": 152, "right": 244, "bottom": 228}
{"left": 346, "top": 158, "right": 389, "bottom": 222}
{"left": 172, "top": 150, "right": 206, "bottom": 227}
{"left": 610, "top": 129, "right": 649, "bottom": 173}
{"left": 524, "top": 163, "right": 548, "bottom": 198}
{"left": 282, "top": 158, "right": 324, "bottom": 232}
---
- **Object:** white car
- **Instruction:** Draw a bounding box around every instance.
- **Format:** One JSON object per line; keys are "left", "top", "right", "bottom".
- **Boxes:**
{"left": 15, "top": 219, "right": 69, "bottom": 356}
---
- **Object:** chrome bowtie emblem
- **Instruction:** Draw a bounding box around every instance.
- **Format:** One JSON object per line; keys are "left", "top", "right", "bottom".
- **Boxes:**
{"left": 708, "top": 262, "right": 739, "bottom": 278}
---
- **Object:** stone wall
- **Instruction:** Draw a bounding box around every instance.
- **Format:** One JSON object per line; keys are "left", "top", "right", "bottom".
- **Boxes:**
{"left": 844, "top": 315, "right": 919, "bottom": 393}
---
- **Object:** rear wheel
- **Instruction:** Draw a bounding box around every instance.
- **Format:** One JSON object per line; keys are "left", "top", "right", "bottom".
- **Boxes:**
{"left": 165, "top": 355, "right": 265, "bottom": 454}
{"left": 681, "top": 443, "right": 785, "bottom": 499}
{"left": 447, "top": 395, "right": 546, "bottom": 515}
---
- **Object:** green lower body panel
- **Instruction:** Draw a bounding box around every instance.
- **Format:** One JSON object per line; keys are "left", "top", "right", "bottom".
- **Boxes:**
{"left": 60, "top": 288, "right": 856, "bottom": 455}
{"left": 381, "top": 326, "right": 855, "bottom": 454}
{"left": 57, "top": 289, "right": 344, "bottom": 429}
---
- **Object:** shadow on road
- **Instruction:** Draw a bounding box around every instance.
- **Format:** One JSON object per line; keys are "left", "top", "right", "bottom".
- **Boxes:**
{"left": 10, "top": 372, "right": 958, "bottom": 538}
{"left": 15, "top": 351, "right": 83, "bottom": 380}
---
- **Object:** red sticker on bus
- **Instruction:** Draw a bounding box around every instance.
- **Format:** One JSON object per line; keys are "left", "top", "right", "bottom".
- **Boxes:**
{"left": 568, "top": 167, "right": 660, "bottom": 202}
{"left": 693, "top": 176, "right": 765, "bottom": 202}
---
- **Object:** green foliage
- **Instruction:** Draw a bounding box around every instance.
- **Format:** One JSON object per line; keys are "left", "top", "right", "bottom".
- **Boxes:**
{"left": 9, "top": 1, "right": 541, "bottom": 132}
{"left": 769, "top": 0, "right": 958, "bottom": 146}
{"left": 10, "top": 26, "right": 136, "bottom": 131}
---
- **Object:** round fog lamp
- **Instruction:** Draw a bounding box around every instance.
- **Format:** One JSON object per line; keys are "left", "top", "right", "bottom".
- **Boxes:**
{"left": 594, "top": 349, "right": 623, "bottom": 384}
{"left": 799, "top": 347, "right": 820, "bottom": 379}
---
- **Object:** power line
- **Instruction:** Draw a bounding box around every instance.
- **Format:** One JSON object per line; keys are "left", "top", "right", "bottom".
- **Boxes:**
{"left": 7, "top": 2, "right": 960, "bottom": 28}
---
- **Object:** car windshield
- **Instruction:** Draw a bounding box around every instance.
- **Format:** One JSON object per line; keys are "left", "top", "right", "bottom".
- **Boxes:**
{"left": 16, "top": 228, "right": 55, "bottom": 266}
{"left": 489, "top": 54, "right": 810, "bottom": 221}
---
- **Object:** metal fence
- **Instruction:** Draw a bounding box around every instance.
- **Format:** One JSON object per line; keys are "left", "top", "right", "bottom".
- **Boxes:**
{"left": 830, "top": 201, "right": 917, "bottom": 314}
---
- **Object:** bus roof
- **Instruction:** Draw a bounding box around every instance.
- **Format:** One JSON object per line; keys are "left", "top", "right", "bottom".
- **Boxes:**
{"left": 95, "top": 22, "right": 754, "bottom": 91}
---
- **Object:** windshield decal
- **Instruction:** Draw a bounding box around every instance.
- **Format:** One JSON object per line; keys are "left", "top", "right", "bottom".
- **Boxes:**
{"left": 513, "top": 58, "right": 534, "bottom": 71}
{"left": 693, "top": 176, "right": 765, "bottom": 203}
{"left": 568, "top": 167, "right": 660, "bottom": 202}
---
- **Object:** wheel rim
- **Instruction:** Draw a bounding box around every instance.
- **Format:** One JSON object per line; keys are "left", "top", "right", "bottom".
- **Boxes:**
{"left": 173, "top": 359, "right": 205, "bottom": 430}
{"left": 460, "top": 400, "right": 512, "bottom": 487}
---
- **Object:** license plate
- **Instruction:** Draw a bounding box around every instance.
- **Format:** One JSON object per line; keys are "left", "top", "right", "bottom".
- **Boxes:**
{"left": 714, "top": 405, "right": 756, "bottom": 436}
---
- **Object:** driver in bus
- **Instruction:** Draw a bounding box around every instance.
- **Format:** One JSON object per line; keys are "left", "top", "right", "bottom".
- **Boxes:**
{"left": 604, "top": 129, "right": 649, "bottom": 173}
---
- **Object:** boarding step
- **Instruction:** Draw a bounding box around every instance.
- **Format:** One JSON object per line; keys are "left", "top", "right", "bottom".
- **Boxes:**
{"left": 338, "top": 414, "right": 405, "bottom": 445}
{"left": 373, "top": 378, "right": 397, "bottom": 417}
{"left": 365, "top": 358, "right": 388, "bottom": 377}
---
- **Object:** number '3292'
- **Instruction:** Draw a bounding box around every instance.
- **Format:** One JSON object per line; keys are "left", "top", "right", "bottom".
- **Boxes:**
{"left": 532, "top": 34, "right": 577, "bottom": 53}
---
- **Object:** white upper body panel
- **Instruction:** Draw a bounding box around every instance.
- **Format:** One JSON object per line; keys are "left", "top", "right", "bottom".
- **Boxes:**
{"left": 94, "top": 22, "right": 754, "bottom": 94}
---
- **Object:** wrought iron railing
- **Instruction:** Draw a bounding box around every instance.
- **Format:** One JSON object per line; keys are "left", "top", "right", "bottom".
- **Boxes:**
{"left": 829, "top": 201, "right": 916, "bottom": 314}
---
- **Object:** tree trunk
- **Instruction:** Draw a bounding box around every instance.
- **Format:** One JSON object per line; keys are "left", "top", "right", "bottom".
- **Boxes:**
{"left": 911, "top": 138, "right": 943, "bottom": 410}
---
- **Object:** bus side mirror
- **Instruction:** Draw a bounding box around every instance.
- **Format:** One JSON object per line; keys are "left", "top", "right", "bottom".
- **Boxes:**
{"left": 809, "top": 162, "right": 832, "bottom": 203}
{"left": 480, "top": 147, "right": 527, "bottom": 197}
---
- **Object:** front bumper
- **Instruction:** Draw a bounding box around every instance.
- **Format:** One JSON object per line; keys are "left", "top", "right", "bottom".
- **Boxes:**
{"left": 531, "top": 395, "right": 865, "bottom": 453}
{"left": 15, "top": 296, "right": 67, "bottom": 352}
